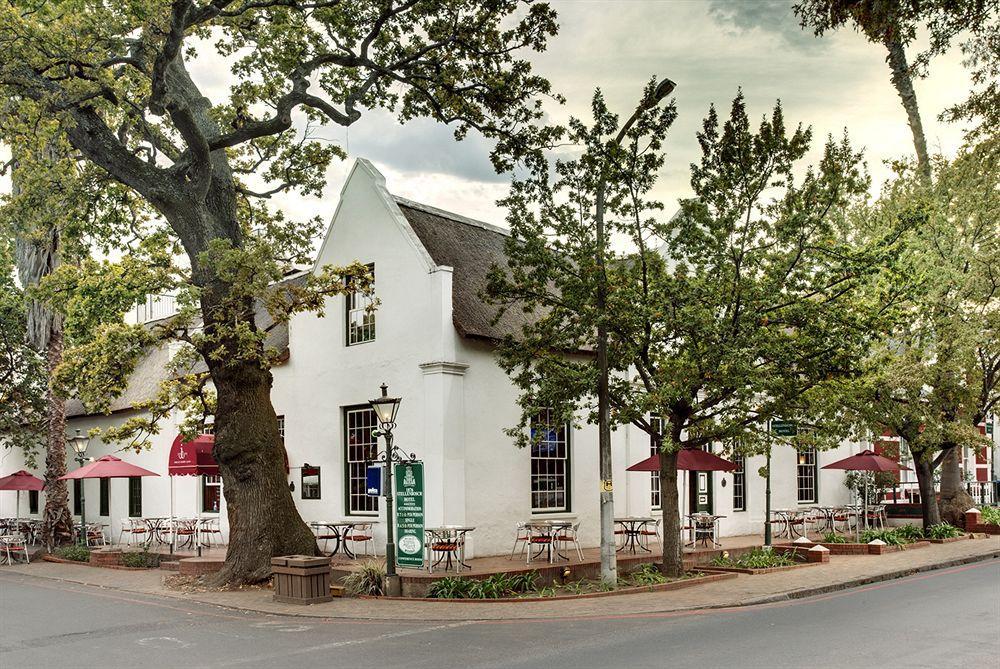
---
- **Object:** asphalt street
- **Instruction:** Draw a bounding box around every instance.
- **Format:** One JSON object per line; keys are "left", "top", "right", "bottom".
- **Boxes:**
{"left": 1, "top": 559, "right": 997, "bottom": 669}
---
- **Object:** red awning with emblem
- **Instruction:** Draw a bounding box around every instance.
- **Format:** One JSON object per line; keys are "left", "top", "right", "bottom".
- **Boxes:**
{"left": 168, "top": 434, "right": 218, "bottom": 476}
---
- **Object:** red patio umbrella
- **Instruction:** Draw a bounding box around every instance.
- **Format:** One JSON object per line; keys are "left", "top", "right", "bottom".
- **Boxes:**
{"left": 823, "top": 450, "right": 910, "bottom": 539}
{"left": 0, "top": 470, "right": 45, "bottom": 525}
{"left": 627, "top": 450, "right": 737, "bottom": 528}
{"left": 59, "top": 455, "right": 159, "bottom": 544}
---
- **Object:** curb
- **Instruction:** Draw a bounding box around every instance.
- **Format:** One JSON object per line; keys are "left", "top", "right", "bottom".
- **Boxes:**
{"left": 5, "top": 549, "right": 998, "bottom": 622}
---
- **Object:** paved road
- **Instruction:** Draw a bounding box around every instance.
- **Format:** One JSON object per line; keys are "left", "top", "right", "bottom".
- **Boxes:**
{"left": 1, "top": 560, "right": 997, "bottom": 669}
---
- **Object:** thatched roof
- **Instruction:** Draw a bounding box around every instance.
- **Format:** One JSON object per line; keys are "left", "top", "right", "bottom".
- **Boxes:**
{"left": 395, "top": 197, "right": 535, "bottom": 342}
{"left": 66, "top": 273, "right": 304, "bottom": 419}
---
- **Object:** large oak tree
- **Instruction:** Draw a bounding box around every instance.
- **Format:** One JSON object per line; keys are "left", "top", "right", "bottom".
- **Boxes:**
{"left": 1, "top": 0, "right": 560, "bottom": 584}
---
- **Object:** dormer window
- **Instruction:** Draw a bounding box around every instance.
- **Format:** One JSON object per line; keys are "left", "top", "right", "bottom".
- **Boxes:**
{"left": 347, "top": 263, "right": 376, "bottom": 345}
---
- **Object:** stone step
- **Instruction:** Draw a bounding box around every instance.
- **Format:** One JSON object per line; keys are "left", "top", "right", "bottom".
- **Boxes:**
{"left": 330, "top": 584, "right": 346, "bottom": 598}
{"left": 160, "top": 561, "right": 180, "bottom": 571}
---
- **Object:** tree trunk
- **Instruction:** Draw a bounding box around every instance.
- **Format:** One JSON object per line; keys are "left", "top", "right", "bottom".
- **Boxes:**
{"left": 41, "top": 328, "right": 74, "bottom": 548}
{"left": 201, "top": 289, "right": 318, "bottom": 585}
{"left": 884, "top": 36, "right": 932, "bottom": 183}
{"left": 911, "top": 450, "right": 941, "bottom": 529}
{"left": 659, "top": 448, "right": 683, "bottom": 577}
{"left": 938, "top": 446, "right": 975, "bottom": 526}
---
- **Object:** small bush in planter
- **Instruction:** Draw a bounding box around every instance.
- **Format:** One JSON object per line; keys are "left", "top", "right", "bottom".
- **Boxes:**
{"left": 924, "top": 523, "right": 962, "bottom": 540}
{"left": 859, "top": 528, "right": 907, "bottom": 546}
{"left": 821, "top": 532, "right": 849, "bottom": 544}
{"left": 895, "top": 524, "right": 926, "bottom": 542}
{"left": 711, "top": 547, "right": 796, "bottom": 569}
{"left": 54, "top": 545, "right": 91, "bottom": 562}
{"left": 342, "top": 560, "right": 386, "bottom": 596}
{"left": 120, "top": 551, "right": 161, "bottom": 568}
{"left": 978, "top": 506, "right": 1000, "bottom": 525}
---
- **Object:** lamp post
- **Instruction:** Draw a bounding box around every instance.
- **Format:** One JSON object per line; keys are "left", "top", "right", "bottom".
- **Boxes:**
{"left": 594, "top": 77, "right": 676, "bottom": 585}
{"left": 67, "top": 430, "right": 90, "bottom": 546}
{"left": 369, "top": 383, "right": 402, "bottom": 597}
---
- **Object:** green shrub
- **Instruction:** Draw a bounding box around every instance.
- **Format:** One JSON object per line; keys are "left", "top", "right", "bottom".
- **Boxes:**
{"left": 711, "top": 547, "right": 796, "bottom": 569}
{"left": 924, "top": 523, "right": 962, "bottom": 540}
{"left": 120, "top": 551, "right": 160, "bottom": 568}
{"left": 342, "top": 560, "right": 385, "bottom": 596}
{"left": 54, "top": 545, "right": 90, "bottom": 562}
{"left": 821, "top": 532, "right": 849, "bottom": 544}
{"left": 978, "top": 506, "right": 1000, "bottom": 525}
{"left": 428, "top": 571, "right": 539, "bottom": 599}
{"left": 859, "top": 528, "right": 906, "bottom": 546}
{"left": 625, "top": 563, "right": 668, "bottom": 585}
{"left": 895, "top": 524, "right": 926, "bottom": 542}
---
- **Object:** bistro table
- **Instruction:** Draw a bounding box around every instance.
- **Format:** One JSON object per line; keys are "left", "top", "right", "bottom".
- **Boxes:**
{"left": 142, "top": 517, "right": 172, "bottom": 546}
{"left": 309, "top": 521, "right": 373, "bottom": 558}
{"left": 524, "top": 519, "right": 574, "bottom": 564}
{"left": 809, "top": 506, "right": 839, "bottom": 534}
{"left": 614, "top": 517, "right": 655, "bottom": 554}
{"left": 686, "top": 513, "right": 726, "bottom": 548}
{"left": 425, "top": 526, "right": 475, "bottom": 573}
{"left": 769, "top": 509, "right": 810, "bottom": 539}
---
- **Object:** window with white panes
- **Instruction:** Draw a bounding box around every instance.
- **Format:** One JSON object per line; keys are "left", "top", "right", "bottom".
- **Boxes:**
{"left": 530, "top": 409, "right": 571, "bottom": 513}
{"left": 732, "top": 454, "right": 746, "bottom": 511}
{"left": 650, "top": 416, "right": 664, "bottom": 509}
{"left": 345, "top": 407, "right": 379, "bottom": 514}
{"left": 346, "top": 263, "right": 376, "bottom": 345}
{"left": 202, "top": 476, "right": 222, "bottom": 513}
{"left": 796, "top": 447, "right": 818, "bottom": 503}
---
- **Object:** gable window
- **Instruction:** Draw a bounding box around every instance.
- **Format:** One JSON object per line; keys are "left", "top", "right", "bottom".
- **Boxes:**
{"left": 346, "top": 263, "right": 376, "bottom": 345}
{"left": 73, "top": 480, "right": 82, "bottom": 516}
{"left": 732, "top": 454, "right": 746, "bottom": 512}
{"left": 99, "top": 478, "right": 110, "bottom": 517}
{"left": 650, "top": 416, "right": 664, "bottom": 509}
{"left": 128, "top": 477, "right": 143, "bottom": 517}
{"left": 796, "top": 448, "right": 818, "bottom": 503}
{"left": 530, "top": 409, "right": 571, "bottom": 513}
{"left": 202, "top": 476, "right": 222, "bottom": 513}
{"left": 29, "top": 490, "right": 39, "bottom": 514}
{"left": 301, "top": 466, "right": 321, "bottom": 500}
{"left": 345, "top": 406, "right": 379, "bottom": 515}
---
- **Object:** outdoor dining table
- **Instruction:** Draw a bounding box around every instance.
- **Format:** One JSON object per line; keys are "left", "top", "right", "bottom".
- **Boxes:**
{"left": 809, "top": 506, "right": 839, "bottom": 534}
{"left": 142, "top": 517, "right": 172, "bottom": 546}
{"left": 615, "top": 517, "right": 654, "bottom": 554}
{"left": 425, "top": 526, "right": 475, "bottom": 573}
{"left": 686, "top": 513, "right": 726, "bottom": 548}
{"left": 524, "top": 519, "right": 574, "bottom": 564}
{"left": 309, "top": 521, "right": 371, "bottom": 558}
{"left": 769, "top": 509, "right": 810, "bottom": 539}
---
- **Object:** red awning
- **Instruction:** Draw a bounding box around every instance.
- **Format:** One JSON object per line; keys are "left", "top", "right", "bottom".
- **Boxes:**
{"left": 168, "top": 434, "right": 218, "bottom": 476}
{"left": 821, "top": 450, "right": 911, "bottom": 472}
{"left": 0, "top": 470, "right": 45, "bottom": 491}
{"left": 60, "top": 455, "right": 160, "bottom": 480}
{"left": 627, "top": 449, "right": 737, "bottom": 472}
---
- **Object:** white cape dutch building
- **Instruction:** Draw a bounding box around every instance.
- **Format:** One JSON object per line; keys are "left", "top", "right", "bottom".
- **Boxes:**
{"left": 2, "top": 159, "right": 995, "bottom": 557}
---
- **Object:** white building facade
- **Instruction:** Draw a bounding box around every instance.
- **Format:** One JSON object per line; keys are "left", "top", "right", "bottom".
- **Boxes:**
{"left": 2, "top": 159, "right": 995, "bottom": 557}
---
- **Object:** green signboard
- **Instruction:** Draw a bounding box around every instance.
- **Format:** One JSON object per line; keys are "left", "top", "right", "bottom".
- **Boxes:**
{"left": 771, "top": 420, "right": 797, "bottom": 437}
{"left": 394, "top": 461, "right": 425, "bottom": 569}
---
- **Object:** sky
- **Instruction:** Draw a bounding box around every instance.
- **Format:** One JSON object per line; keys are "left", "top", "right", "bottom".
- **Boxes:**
{"left": 266, "top": 0, "right": 974, "bottom": 231}
{"left": 1, "top": 0, "right": 975, "bottom": 234}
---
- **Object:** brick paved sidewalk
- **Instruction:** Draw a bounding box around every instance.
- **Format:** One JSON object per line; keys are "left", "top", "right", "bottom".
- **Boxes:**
{"left": 3, "top": 535, "right": 997, "bottom": 621}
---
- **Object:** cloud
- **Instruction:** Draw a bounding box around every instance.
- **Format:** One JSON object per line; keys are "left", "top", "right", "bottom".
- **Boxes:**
{"left": 706, "top": 0, "right": 819, "bottom": 49}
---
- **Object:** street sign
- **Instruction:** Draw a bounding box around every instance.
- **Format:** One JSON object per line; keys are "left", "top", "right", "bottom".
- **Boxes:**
{"left": 771, "top": 420, "right": 797, "bottom": 437}
{"left": 394, "top": 461, "right": 424, "bottom": 569}
{"left": 365, "top": 464, "right": 383, "bottom": 497}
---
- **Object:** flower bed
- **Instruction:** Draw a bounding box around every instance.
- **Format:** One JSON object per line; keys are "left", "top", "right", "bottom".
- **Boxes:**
{"left": 368, "top": 571, "right": 737, "bottom": 602}
{"left": 774, "top": 540, "right": 930, "bottom": 555}
{"left": 699, "top": 562, "right": 819, "bottom": 575}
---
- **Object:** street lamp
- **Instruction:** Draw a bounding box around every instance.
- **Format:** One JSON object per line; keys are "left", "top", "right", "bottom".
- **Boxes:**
{"left": 67, "top": 430, "right": 90, "bottom": 545}
{"left": 594, "top": 76, "right": 676, "bottom": 584}
{"left": 369, "top": 383, "right": 402, "bottom": 596}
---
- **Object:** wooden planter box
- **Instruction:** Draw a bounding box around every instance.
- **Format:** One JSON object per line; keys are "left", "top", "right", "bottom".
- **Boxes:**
{"left": 271, "top": 555, "right": 332, "bottom": 605}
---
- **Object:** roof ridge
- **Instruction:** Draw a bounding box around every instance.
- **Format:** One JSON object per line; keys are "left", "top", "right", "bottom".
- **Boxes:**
{"left": 392, "top": 195, "right": 510, "bottom": 237}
